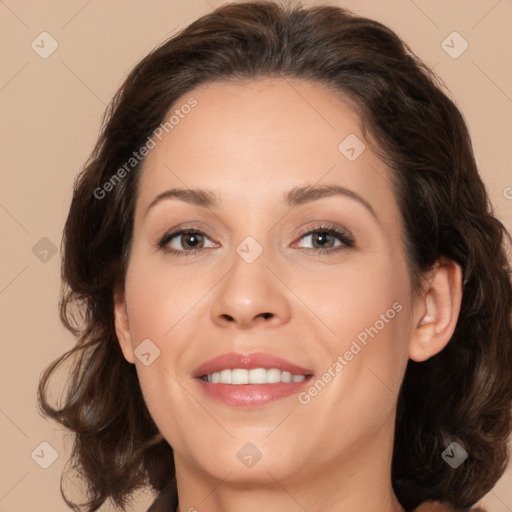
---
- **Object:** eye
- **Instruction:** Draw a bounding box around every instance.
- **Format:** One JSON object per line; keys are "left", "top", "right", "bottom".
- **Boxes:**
{"left": 158, "top": 228, "right": 217, "bottom": 256}
{"left": 293, "top": 225, "right": 355, "bottom": 254}
{"left": 157, "top": 224, "right": 355, "bottom": 257}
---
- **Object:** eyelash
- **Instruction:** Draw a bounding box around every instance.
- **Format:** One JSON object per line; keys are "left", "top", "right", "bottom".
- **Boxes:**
{"left": 157, "top": 225, "right": 355, "bottom": 257}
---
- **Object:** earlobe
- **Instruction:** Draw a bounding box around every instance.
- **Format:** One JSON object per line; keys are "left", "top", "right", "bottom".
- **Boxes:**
{"left": 113, "top": 288, "right": 135, "bottom": 364}
{"left": 409, "top": 259, "right": 463, "bottom": 362}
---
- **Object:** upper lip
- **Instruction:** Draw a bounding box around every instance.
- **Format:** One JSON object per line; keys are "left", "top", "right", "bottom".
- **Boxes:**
{"left": 192, "top": 352, "right": 314, "bottom": 378}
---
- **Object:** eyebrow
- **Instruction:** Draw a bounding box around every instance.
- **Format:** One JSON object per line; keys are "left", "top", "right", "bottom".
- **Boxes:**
{"left": 143, "top": 184, "right": 378, "bottom": 222}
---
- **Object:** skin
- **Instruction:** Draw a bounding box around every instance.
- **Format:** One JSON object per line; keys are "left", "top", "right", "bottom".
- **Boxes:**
{"left": 114, "top": 77, "right": 463, "bottom": 512}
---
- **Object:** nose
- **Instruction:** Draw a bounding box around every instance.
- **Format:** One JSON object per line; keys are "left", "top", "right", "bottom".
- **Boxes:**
{"left": 210, "top": 250, "right": 291, "bottom": 330}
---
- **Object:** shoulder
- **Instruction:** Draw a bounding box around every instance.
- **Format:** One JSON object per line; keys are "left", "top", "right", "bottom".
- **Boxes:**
{"left": 412, "top": 501, "right": 487, "bottom": 512}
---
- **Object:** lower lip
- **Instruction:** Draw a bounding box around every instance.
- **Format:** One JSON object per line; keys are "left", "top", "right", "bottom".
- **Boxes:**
{"left": 196, "top": 378, "right": 312, "bottom": 407}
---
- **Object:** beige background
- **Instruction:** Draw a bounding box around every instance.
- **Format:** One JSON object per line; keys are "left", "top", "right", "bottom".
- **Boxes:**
{"left": 1, "top": 0, "right": 511, "bottom": 510}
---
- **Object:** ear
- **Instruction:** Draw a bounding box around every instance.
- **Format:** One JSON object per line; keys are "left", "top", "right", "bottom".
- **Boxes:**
{"left": 113, "top": 286, "right": 135, "bottom": 364}
{"left": 409, "top": 258, "right": 463, "bottom": 362}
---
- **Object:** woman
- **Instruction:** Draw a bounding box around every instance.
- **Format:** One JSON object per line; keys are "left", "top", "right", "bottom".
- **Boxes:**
{"left": 37, "top": 2, "right": 512, "bottom": 511}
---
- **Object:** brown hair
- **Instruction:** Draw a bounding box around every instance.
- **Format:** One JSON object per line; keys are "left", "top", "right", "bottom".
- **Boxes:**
{"left": 37, "top": 2, "right": 512, "bottom": 510}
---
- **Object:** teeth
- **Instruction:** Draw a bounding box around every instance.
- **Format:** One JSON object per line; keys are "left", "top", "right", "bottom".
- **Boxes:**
{"left": 249, "top": 368, "right": 267, "bottom": 384}
{"left": 202, "top": 368, "right": 308, "bottom": 384}
{"left": 231, "top": 368, "right": 249, "bottom": 384}
{"left": 219, "top": 369, "right": 231, "bottom": 384}
{"left": 266, "top": 368, "right": 282, "bottom": 383}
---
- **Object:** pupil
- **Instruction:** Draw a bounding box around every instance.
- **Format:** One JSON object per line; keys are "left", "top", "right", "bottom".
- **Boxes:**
{"left": 314, "top": 232, "right": 332, "bottom": 248}
{"left": 184, "top": 233, "right": 201, "bottom": 249}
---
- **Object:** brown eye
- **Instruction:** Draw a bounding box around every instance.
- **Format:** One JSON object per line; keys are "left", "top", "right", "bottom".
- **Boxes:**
{"left": 178, "top": 232, "right": 204, "bottom": 250}
{"left": 295, "top": 226, "right": 355, "bottom": 253}
{"left": 158, "top": 229, "right": 216, "bottom": 256}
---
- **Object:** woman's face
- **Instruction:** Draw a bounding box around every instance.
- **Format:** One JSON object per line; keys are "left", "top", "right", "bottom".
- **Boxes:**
{"left": 115, "top": 77, "right": 419, "bottom": 491}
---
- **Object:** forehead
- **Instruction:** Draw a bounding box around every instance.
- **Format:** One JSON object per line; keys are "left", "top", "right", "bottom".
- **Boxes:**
{"left": 135, "top": 77, "right": 398, "bottom": 224}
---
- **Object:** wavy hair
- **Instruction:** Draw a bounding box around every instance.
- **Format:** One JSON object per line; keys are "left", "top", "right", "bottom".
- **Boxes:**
{"left": 37, "top": 2, "right": 512, "bottom": 510}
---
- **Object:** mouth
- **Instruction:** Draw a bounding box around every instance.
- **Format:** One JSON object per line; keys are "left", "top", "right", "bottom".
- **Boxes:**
{"left": 193, "top": 352, "right": 314, "bottom": 407}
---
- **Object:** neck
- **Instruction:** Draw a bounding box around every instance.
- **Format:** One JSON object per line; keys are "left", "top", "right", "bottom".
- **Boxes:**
{"left": 173, "top": 419, "right": 405, "bottom": 512}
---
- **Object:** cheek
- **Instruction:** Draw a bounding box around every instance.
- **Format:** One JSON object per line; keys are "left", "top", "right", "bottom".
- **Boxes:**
{"left": 122, "top": 254, "right": 215, "bottom": 441}
{"left": 304, "top": 248, "right": 410, "bottom": 349}
{"left": 132, "top": 363, "right": 197, "bottom": 456}
{"left": 123, "top": 253, "right": 205, "bottom": 347}
{"left": 122, "top": 257, "right": 199, "bottom": 449}
{"left": 301, "top": 289, "right": 411, "bottom": 453}
{"left": 313, "top": 250, "right": 412, "bottom": 398}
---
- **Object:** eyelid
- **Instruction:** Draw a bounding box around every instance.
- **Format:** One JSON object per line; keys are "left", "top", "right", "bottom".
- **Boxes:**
{"left": 157, "top": 221, "right": 215, "bottom": 242}
{"left": 293, "top": 222, "right": 354, "bottom": 243}
{"left": 157, "top": 221, "right": 355, "bottom": 256}
{"left": 157, "top": 226, "right": 219, "bottom": 251}
{"left": 290, "top": 224, "right": 355, "bottom": 253}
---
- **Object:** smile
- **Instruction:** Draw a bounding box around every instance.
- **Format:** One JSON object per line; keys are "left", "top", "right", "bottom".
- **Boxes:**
{"left": 193, "top": 352, "right": 314, "bottom": 407}
{"left": 200, "top": 368, "right": 307, "bottom": 384}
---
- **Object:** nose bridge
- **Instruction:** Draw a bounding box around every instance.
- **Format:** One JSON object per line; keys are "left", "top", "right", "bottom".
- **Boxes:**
{"left": 210, "top": 232, "right": 291, "bottom": 327}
